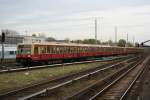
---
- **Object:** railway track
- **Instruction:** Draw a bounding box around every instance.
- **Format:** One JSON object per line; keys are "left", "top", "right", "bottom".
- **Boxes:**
{"left": 0, "top": 56, "right": 139, "bottom": 100}
{"left": 66, "top": 56, "right": 150, "bottom": 100}
{"left": 0, "top": 55, "right": 131, "bottom": 74}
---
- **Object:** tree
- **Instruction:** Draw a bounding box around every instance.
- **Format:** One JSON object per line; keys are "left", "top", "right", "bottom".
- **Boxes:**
{"left": 71, "top": 39, "right": 101, "bottom": 44}
{"left": 135, "top": 42, "right": 139, "bottom": 47}
{"left": 32, "top": 34, "right": 36, "bottom": 37}
{"left": 108, "top": 40, "right": 113, "bottom": 46}
{"left": 46, "top": 37, "right": 56, "bottom": 42}
{"left": 72, "top": 40, "right": 83, "bottom": 44}
{"left": 83, "top": 39, "right": 100, "bottom": 44}
{"left": 64, "top": 38, "right": 70, "bottom": 43}
{"left": 126, "top": 42, "right": 133, "bottom": 47}
{"left": 117, "top": 39, "right": 126, "bottom": 47}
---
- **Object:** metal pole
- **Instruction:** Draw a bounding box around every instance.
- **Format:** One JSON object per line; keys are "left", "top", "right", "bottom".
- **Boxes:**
{"left": 133, "top": 36, "right": 135, "bottom": 46}
{"left": 95, "top": 19, "right": 97, "bottom": 44}
{"left": 115, "top": 26, "right": 117, "bottom": 44}
{"left": 1, "top": 40, "right": 4, "bottom": 64}
{"left": 1, "top": 31, "right": 4, "bottom": 64}
{"left": 126, "top": 33, "right": 128, "bottom": 47}
{"left": 127, "top": 33, "right": 128, "bottom": 43}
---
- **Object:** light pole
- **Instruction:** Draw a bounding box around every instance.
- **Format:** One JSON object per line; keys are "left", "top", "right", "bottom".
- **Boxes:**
{"left": 132, "top": 36, "right": 135, "bottom": 46}
{"left": 126, "top": 33, "right": 128, "bottom": 47}
{"left": 115, "top": 26, "right": 117, "bottom": 43}
{"left": 1, "top": 32, "right": 5, "bottom": 63}
{"left": 114, "top": 26, "right": 117, "bottom": 46}
{"left": 95, "top": 19, "right": 97, "bottom": 44}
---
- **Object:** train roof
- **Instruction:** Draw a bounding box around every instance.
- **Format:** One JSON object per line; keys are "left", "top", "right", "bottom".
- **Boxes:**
{"left": 17, "top": 42, "right": 143, "bottom": 49}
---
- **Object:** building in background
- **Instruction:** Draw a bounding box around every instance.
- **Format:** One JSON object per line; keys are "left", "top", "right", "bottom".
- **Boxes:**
{"left": 0, "top": 29, "right": 47, "bottom": 44}
{"left": 0, "top": 29, "right": 23, "bottom": 44}
{"left": 23, "top": 36, "right": 46, "bottom": 43}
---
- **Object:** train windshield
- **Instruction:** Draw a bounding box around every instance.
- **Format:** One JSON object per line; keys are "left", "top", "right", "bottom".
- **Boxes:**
{"left": 17, "top": 45, "right": 31, "bottom": 54}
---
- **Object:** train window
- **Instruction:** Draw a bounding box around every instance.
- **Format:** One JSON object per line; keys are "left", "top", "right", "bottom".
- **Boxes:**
{"left": 67, "top": 47, "right": 69, "bottom": 53}
{"left": 77, "top": 47, "right": 79, "bottom": 53}
{"left": 89, "top": 47, "right": 91, "bottom": 52}
{"left": 73, "top": 47, "right": 75, "bottom": 53}
{"left": 52, "top": 46, "right": 55, "bottom": 54}
{"left": 71, "top": 47, "right": 74, "bottom": 53}
{"left": 80, "top": 47, "right": 82, "bottom": 53}
{"left": 97, "top": 47, "right": 99, "bottom": 52}
{"left": 89, "top": 47, "right": 90, "bottom": 52}
{"left": 61, "top": 46, "right": 64, "bottom": 54}
{"left": 50, "top": 47, "right": 53, "bottom": 54}
{"left": 82, "top": 47, "right": 85, "bottom": 53}
{"left": 84, "top": 47, "right": 86, "bottom": 52}
{"left": 69, "top": 47, "right": 71, "bottom": 53}
{"left": 85, "top": 47, "right": 87, "bottom": 52}
{"left": 71, "top": 47, "right": 73, "bottom": 53}
{"left": 59, "top": 46, "right": 62, "bottom": 54}
{"left": 56, "top": 47, "right": 60, "bottom": 54}
{"left": 59, "top": 47, "right": 61, "bottom": 54}
{"left": 18, "top": 45, "right": 31, "bottom": 54}
{"left": 99, "top": 47, "right": 101, "bottom": 51}
{"left": 62, "top": 46, "right": 65, "bottom": 54}
{"left": 75, "top": 47, "right": 78, "bottom": 53}
{"left": 90, "top": 47, "right": 92, "bottom": 52}
{"left": 66, "top": 47, "right": 68, "bottom": 54}
{"left": 9, "top": 51, "right": 14, "bottom": 55}
{"left": 65, "top": 46, "right": 68, "bottom": 53}
{"left": 80, "top": 47, "right": 82, "bottom": 52}
{"left": 105, "top": 47, "right": 108, "bottom": 51}
{"left": 74, "top": 47, "right": 76, "bottom": 53}
{"left": 82, "top": 47, "right": 84, "bottom": 53}
{"left": 47, "top": 46, "right": 50, "bottom": 54}
{"left": 41, "top": 46, "right": 46, "bottom": 54}
{"left": 58, "top": 47, "right": 60, "bottom": 54}
{"left": 104, "top": 47, "right": 106, "bottom": 51}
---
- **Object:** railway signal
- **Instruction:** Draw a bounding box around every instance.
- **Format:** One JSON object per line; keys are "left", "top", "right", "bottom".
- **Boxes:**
{"left": 1, "top": 32, "right": 5, "bottom": 43}
{"left": 1, "top": 32, "right": 5, "bottom": 63}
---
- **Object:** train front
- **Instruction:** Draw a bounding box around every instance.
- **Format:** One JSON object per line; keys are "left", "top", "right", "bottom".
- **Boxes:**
{"left": 16, "top": 44, "right": 32, "bottom": 66}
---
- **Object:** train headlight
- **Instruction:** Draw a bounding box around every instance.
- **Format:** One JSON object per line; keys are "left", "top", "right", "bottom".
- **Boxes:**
{"left": 27, "top": 55, "right": 31, "bottom": 57}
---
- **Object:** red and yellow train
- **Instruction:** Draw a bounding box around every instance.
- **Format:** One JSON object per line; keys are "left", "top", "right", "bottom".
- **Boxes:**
{"left": 16, "top": 43, "right": 144, "bottom": 66}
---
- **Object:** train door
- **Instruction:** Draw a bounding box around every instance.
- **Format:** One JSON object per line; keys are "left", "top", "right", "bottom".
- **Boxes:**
{"left": 33, "top": 45, "right": 40, "bottom": 61}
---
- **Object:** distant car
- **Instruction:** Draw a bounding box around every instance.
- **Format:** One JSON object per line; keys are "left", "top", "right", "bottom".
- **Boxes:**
{"left": 16, "top": 42, "right": 144, "bottom": 66}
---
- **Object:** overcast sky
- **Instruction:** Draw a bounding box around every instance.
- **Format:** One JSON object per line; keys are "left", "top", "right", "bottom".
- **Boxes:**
{"left": 0, "top": 0, "right": 150, "bottom": 44}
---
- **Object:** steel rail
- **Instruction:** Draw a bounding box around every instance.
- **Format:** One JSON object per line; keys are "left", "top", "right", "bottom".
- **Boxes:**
{"left": 119, "top": 56, "right": 150, "bottom": 100}
{"left": 89, "top": 56, "right": 148, "bottom": 100}
{"left": 64, "top": 58, "right": 142, "bottom": 100}
{"left": 0, "top": 56, "right": 136, "bottom": 99}
{"left": 18, "top": 56, "right": 139, "bottom": 100}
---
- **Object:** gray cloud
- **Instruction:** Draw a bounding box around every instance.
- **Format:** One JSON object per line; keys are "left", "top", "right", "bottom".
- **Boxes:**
{"left": 0, "top": 0, "right": 150, "bottom": 42}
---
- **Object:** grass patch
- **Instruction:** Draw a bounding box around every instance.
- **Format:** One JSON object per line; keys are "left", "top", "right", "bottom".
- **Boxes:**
{"left": 0, "top": 61, "right": 107, "bottom": 92}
